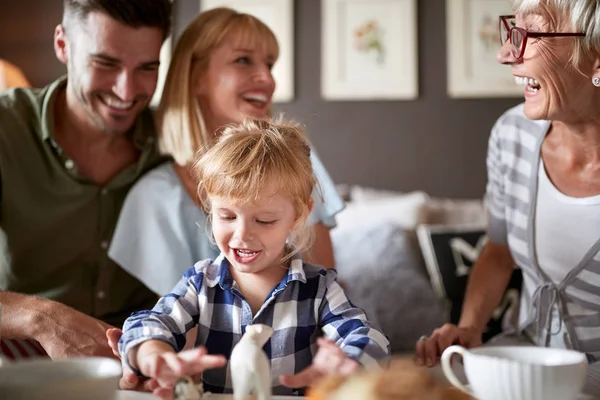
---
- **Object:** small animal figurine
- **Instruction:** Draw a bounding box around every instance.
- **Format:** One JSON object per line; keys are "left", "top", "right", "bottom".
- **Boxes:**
{"left": 173, "top": 375, "right": 203, "bottom": 400}
{"left": 230, "top": 324, "right": 274, "bottom": 400}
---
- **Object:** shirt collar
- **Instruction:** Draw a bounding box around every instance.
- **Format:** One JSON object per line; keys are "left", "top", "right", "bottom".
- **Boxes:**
{"left": 39, "top": 75, "right": 158, "bottom": 149}
{"left": 205, "top": 252, "right": 307, "bottom": 291}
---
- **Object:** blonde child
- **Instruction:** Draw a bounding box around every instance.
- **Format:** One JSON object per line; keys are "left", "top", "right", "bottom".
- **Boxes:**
{"left": 117, "top": 119, "right": 390, "bottom": 398}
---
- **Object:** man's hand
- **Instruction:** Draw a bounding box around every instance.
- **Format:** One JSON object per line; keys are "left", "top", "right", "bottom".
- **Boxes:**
{"left": 33, "top": 300, "right": 116, "bottom": 360}
{"left": 280, "top": 338, "right": 360, "bottom": 389}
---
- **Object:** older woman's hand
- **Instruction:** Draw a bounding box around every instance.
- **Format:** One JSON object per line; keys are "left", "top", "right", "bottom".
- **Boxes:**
{"left": 414, "top": 324, "right": 482, "bottom": 367}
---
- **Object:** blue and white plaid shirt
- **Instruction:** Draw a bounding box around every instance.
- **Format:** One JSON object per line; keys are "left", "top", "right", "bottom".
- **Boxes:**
{"left": 119, "top": 254, "right": 390, "bottom": 395}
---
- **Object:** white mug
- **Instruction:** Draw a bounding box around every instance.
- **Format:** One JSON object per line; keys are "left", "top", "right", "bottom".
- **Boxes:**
{"left": 441, "top": 345, "right": 588, "bottom": 400}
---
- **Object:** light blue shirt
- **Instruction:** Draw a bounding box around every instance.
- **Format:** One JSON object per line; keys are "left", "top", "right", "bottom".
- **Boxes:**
{"left": 109, "top": 148, "right": 345, "bottom": 295}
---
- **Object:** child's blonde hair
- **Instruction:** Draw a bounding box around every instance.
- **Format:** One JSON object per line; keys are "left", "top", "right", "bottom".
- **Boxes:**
{"left": 158, "top": 7, "right": 279, "bottom": 166}
{"left": 193, "top": 118, "right": 316, "bottom": 261}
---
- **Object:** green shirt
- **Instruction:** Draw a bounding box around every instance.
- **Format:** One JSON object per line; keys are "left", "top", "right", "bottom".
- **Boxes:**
{"left": 0, "top": 76, "right": 167, "bottom": 327}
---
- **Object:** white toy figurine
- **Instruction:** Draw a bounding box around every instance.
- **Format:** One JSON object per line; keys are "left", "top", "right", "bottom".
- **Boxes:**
{"left": 173, "top": 375, "right": 203, "bottom": 400}
{"left": 230, "top": 324, "right": 274, "bottom": 400}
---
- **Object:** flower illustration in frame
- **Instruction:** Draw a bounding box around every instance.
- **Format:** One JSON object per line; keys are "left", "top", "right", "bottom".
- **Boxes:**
{"left": 354, "top": 20, "right": 385, "bottom": 64}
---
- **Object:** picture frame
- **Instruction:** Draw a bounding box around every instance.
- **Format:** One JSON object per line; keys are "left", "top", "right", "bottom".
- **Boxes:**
{"left": 446, "top": 0, "right": 522, "bottom": 98}
{"left": 321, "top": 0, "right": 418, "bottom": 101}
{"left": 200, "top": 0, "right": 294, "bottom": 103}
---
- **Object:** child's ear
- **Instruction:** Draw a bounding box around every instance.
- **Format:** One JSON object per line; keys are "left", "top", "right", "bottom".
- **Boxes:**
{"left": 294, "top": 198, "right": 314, "bottom": 224}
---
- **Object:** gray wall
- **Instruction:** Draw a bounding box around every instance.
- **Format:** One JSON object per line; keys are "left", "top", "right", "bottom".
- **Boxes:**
{"left": 178, "top": 0, "right": 521, "bottom": 199}
{"left": 1, "top": 0, "right": 522, "bottom": 199}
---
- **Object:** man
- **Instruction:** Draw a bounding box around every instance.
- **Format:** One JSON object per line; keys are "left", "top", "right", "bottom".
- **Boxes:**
{"left": 0, "top": 0, "right": 171, "bottom": 371}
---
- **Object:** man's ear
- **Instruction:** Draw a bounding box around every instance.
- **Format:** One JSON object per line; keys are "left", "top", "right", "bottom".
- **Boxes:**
{"left": 54, "top": 24, "right": 69, "bottom": 65}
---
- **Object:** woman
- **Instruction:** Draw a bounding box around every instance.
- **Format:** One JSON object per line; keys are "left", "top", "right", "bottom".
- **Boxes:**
{"left": 108, "top": 7, "right": 344, "bottom": 296}
{"left": 415, "top": 0, "right": 600, "bottom": 393}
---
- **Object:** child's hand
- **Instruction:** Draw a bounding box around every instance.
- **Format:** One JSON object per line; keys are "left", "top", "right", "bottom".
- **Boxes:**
{"left": 137, "top": 344, "right": 226, "bottom": 399}
{"left": 106, "top": 328, "right": 159, "bottom": 392}
{"left": 280, "top": 337, "right": 360, "bottom": 389}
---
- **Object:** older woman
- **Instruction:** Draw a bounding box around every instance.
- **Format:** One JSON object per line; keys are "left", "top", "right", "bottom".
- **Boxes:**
{"left": 415, "top": 0, "right": 600, "bottom": 393}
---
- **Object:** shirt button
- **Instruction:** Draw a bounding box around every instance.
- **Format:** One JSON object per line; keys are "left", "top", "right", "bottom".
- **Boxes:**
{"left": 101, "top": 240, "right": 109, "bottom": 250}
{"left": 97, "top": 290, "right": 106, "bottom": 299}
{"left": 101, "top": 188, "right": 108, "bottom": 196}
{"left": 65, "top": 159, "right": 75, "bottom": 169}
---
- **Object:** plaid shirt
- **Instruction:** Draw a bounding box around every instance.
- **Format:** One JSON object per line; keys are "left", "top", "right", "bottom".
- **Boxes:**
{"left": 119, "top": 254, "right": 390, "bottom": 395}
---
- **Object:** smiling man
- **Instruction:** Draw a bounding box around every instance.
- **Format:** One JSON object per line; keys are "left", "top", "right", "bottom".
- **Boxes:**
{"left": 0, "top": 0, "right": 171, "bottom": 365}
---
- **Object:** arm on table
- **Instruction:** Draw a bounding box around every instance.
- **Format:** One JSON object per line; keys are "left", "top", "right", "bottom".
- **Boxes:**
{"left": 415, "top": 241, "right": 515, "bottom": 366}
{"left": 0, "top": 291, "right": 115, "bottom": 359}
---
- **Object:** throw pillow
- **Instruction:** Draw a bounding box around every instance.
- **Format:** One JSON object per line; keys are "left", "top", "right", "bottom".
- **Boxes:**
{"left": 332, "top": 219, "right": 446, "bottom": 354}
{"left": 416, "top": 224, "right": 522, "bottom": 343}
{"left": 334, "top": 190, "right": 430, "bottom": 233}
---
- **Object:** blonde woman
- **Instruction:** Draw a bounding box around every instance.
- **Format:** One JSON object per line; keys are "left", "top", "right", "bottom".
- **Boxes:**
{"left": 108, "top": 8, "right": 344, "bottom": 296}
{"left": 116, "top": 118, "right": 388, "bottom": 398}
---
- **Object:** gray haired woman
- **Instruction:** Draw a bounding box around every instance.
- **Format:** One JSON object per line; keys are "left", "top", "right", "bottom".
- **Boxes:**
{"left": 416, "top": 0, "right": 600, "bottom": 395}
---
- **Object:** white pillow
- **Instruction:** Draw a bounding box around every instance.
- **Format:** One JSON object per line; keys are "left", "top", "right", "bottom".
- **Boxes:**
{"left": 333, "top": 190, "right": 430, "bottom": 235}
{"left": 349, "top": 185, "right": 406, "bottom": 203}
{"left": 420, "top": 198, "right": 486, "bottom": 226}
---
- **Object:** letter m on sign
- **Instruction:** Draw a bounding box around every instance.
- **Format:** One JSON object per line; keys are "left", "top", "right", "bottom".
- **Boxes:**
{"left": 449, "top": 235, "right": 488, "bottom": 278}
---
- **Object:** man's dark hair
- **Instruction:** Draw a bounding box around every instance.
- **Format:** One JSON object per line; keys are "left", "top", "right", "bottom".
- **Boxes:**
{"left": 63, "top": 0, "right": 172, "bottom": 39}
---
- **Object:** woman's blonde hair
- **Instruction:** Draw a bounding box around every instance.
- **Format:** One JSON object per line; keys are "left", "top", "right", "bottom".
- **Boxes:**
{"left": 193, "top": 118, "right": 316, "bottom": 261}
{"left": 158, "top": 7, "right": 279, "bottom": 166}
{"left": 512, "top": 0, "right": 600, "bottom": 68}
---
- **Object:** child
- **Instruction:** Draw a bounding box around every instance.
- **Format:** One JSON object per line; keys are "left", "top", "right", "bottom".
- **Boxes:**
{"left": 117, "top": 118, "right": 390, "bottom": 398}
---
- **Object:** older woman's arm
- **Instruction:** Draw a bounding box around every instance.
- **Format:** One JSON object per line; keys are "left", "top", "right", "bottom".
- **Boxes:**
{"left": 458, "top": 241, "right": 515, "bottom": 333}
{"left": 415, "top": 113, "right": 516, "bottom": 367}
{"left": 414, "top": 242, "right": 515, "bottom": 367}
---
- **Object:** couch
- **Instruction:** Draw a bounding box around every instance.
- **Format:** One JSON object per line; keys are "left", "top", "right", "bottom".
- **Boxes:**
{"left": 330, "top": 185, "right": 488, "bottom": 355}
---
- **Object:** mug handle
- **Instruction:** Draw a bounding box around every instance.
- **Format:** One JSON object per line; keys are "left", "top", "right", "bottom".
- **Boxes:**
{"left": 440, "top": 345, "right": 472, "bottom": 395}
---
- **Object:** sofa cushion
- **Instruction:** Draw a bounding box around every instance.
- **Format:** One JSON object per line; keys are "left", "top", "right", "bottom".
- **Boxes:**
{"left": 416, "top": 224, "right": 522, "bottom": 343}
{"left": 332, "top": 218, "right": 446, "bottom": 353}
{"left": 334, "top": 190, "right": 429, "bottom": 232}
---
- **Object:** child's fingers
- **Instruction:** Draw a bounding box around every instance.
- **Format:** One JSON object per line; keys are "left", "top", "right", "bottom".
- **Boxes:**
{"left": 280, "top": 365, "right": 320, "bottom": 388}
{"left": 118, "top": 372, "right": 138, "bottom": 391}
{"left": 177, "top": 347, "right": 226, "bottom": 374}
{"left": 161, "top": 352, "right": 186, "bottom": 378}
{"left": 154, "top": 385, "right": 174, "bottom": 400}
{"left": 105, "top": 328, "right": 122, "bottom": 358}
{"left": 187, "top": 354, "right": 227, "bottom": 374}
{"left": 144, "top": 378, "right": 160, "bottom": 392}
{"left": 317, "top": 337, "right": 336, "bottom": 348}
{"left": 177, "top": 347, "right": 207, "bottom": 362}
{"left": 339, "top": 359, "right": 360, "bottom": 376}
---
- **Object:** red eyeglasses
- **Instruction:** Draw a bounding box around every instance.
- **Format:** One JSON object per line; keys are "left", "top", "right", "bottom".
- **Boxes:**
{"left": 499, "top": 15, "right": 585, "bottom": 58}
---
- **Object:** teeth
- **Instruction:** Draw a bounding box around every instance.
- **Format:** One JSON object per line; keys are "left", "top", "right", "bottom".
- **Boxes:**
{"left": 100, "top": 95, "right": 133, "bottom": 110}
{"left": 236, "top": 249, "right": 258, "bottom": 256}
{"left": 242, "top": 93, "right": 268, "bottom": 103}
{"left": 514, "top": 76, "right": 540, "bottom": 88}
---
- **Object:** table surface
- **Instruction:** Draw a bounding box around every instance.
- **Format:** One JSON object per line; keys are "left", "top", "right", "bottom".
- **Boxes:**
{"left": 116, "top": 391, "right": 303, "bottom": 400}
